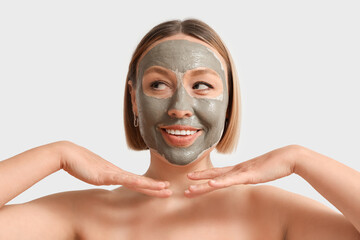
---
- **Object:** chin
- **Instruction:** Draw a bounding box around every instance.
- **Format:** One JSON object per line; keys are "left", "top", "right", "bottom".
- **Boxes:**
{"left": 150, "top": 145, "right": 215, "bottom": 167}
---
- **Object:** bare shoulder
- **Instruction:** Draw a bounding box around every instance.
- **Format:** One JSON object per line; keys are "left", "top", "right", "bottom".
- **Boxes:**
{"left": 247, "top": 185, "right": 360, "bottom": 240}
{"left": 246, "top": 184, "right": 339, "bottom": 219}
{"left": 251, "top": 184, "right": 327, "bottom": 204}
{"left": 247, "top": 184, "right": 343, "bottom": 216}
{"left": 247, "top": 184, "right": 329, "bottom": 208}
{"left": 33, "top": 188, "right": 116, "bottom": 218}
{"left": 0, "top": 188, "right": 113, "bottom": 240}
{"left": 21, "top": 188, "right": 112, "bottom": 212}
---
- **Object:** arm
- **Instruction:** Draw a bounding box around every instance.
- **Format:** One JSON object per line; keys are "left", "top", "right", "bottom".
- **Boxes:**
{"left": 186, "top": 145, "right": 360, "bottom": 239}
{"left": 0, "top": 140, "right": 171, "bottom": 239}
{"left": 0, "top": 141, "right": 76, "bottom": 239}
{"left": 0, "top": 141, "right": 62, "bottom": 208}
{"left": 0, "top": 140, "right": 170, "bottom": 208}
{"left": 291, "top": 146, "right": 360, "bottom": 234}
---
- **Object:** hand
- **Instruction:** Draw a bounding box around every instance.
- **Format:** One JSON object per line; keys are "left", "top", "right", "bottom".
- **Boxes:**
{"left": 185, "top": 144, "right": 302, "bottom": 198}
{"left": 55, "top": 141, "right": 171, "bottom": 198}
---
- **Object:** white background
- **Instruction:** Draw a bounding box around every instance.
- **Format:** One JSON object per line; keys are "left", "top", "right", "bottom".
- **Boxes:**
{"left": 0, "top": 0, "right": 359, "bottom": 213}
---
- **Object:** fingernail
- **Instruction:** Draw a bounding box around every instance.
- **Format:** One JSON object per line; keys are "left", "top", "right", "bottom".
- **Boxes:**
{"left": 189, "top": 185, "right": 196, "bottom": 190}
{"left": 184, "top": 190, "right": 190, "bottom": 194}
{"left": 161, "top": 189, "right": 171, "bottom": 194}
{"left": 209, "top": 180, "right": 217, "bottom": 185}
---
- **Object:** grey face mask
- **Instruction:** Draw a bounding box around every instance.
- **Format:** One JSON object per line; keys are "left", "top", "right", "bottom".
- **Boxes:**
{"left": 136, "top": 39, "right": 228, "bottom": 165}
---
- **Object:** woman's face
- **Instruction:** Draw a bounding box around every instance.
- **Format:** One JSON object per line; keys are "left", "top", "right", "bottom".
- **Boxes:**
{"left": 133, "top": 34, "right": 229, "bottom": 165}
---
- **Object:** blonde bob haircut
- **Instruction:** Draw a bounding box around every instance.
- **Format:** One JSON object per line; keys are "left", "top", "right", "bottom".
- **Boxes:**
{"left": 124, "top": 18, "right": 241, "bottom": 153}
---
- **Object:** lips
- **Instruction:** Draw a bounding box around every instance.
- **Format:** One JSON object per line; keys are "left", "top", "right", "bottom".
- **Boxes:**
{"left": 159, "top": 125, "right": 202, "bottom": 147}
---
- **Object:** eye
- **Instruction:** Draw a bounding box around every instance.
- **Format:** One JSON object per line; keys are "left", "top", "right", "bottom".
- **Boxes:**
{"left": 193, "top": 81, "right": 213, "bottom": 90}
{"left": 151, "top": 81, "right": 168, "bottom": 90}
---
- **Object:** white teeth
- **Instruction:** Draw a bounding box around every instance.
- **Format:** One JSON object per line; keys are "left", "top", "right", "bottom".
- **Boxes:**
{"left": 165, "top": 129, "right": 197, "bottom": 136}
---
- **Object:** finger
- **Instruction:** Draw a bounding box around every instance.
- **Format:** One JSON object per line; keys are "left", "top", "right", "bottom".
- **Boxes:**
{"left": 99, "top": 164, "right": 170, "bottom": 190}
{"left": 184, "top": 182, "right": 217, "bottom": 198}
{"left": 126, "top": 174, "right": 170, "bottom": 190}
{"left": 187, "top": 166, "right": 233, "bottom": 180}
{"left": 131, "top": 187, "right": 172, "bottom": 198}
{"left": 208, "top": 172, "right": 249, "bottom": 188}
{"left": 113, "top": 173, "right": 169, "bottom": 190}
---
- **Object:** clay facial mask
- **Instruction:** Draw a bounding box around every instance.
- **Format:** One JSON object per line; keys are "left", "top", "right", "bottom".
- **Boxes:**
{"left": 136, "top": 39, "right": 228, "bottom": 165}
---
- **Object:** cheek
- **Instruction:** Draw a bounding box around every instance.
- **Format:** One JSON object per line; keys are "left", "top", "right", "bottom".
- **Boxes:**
{"left": 194, "top": 98, "right": 228, "bottom": 130}
{"left": 137, "top": 94, "right": 170, "bottom": 125}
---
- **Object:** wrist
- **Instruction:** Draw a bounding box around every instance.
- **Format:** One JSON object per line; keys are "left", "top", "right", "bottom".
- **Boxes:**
{"left": 47, "top": 140, "right": 72, "bottom": 170}
{"left": 291, "top": 145, "right": 311, "bottom": 176}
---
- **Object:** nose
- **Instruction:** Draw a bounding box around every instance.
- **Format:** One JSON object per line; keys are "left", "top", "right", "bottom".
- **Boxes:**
{"left": 167, "top": 87, "right": 193, "bottom": 119}
{"left": 168, "top": 109, "right": 193, "bottom": 118}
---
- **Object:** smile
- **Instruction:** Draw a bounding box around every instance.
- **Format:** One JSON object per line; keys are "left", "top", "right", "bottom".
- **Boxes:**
{"left": 165, "top": 129, "right": 197, "bottom": 136}
{"left": 159, "top": 125, "right": 202, "bottom": 147}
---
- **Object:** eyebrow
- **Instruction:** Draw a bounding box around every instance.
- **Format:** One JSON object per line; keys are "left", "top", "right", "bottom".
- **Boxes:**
{"left": 187, "top": 68, "right": 220, "bottom": 78}
{"left": 144, "top": 67, "right": 173, "bottom": 78}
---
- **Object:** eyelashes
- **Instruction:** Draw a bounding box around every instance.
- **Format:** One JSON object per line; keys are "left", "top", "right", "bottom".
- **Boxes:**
{"left": 150, "top": 81, "right": 214, "bottom": 91}
{"left": 192, "top": 81, "right": 214, "bottom": 90}
{"left": 150, "top": 80, "right": 170, "bottom": 90}
{"left": 142, "top": 67, "right": 223, "bottom": 99}
{"left": 144, "top": 78, "right": 220, "bottom": 99}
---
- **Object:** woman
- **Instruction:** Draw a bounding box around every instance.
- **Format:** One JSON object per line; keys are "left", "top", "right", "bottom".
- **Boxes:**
{"left": 0, "top": 19, "right": 359, "bottom": 239}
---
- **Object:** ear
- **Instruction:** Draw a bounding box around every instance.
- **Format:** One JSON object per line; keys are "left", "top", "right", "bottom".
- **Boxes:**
{"left": 128, "top": 80, "right": 138, "bottom": 116}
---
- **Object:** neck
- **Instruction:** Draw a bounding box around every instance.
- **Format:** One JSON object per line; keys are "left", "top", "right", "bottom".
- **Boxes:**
{"left": 143, "top": 148, "right": 214, "bottom": 198}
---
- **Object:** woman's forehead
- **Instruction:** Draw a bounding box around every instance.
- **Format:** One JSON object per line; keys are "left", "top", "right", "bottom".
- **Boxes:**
{"left": 137, "top": 34, "right": 228, "bottom": 76}
{"left": 138, "top": 39, "right": 226, "bottom": 82}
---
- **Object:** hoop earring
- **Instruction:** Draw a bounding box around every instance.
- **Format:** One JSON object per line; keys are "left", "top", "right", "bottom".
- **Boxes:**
{"left": 224, "top": 118, "right": 229, "bottom": 131}
{"left": 134, "top": 115, "right": 139, "bottom": 127}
